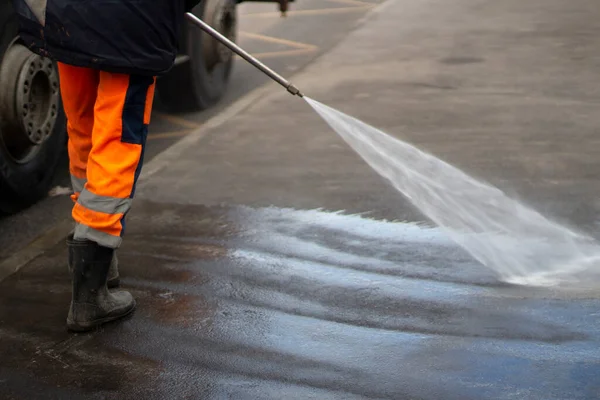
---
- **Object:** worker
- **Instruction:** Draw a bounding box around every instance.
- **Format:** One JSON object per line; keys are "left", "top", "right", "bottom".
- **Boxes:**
{"left": 12, "top": 0, "right": 200, "bottom": 332}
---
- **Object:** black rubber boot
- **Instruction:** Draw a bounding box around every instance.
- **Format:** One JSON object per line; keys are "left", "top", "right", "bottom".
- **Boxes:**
{"left": 67, "top": 233, "right": 120, "bottom": 288}
{"left": 67, "top": 239, "right": 136, "bottom": 332}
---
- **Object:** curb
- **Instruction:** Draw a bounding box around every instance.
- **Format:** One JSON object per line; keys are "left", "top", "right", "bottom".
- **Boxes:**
{"left": 0, "top": 219, "right": 73, "bottom": 282}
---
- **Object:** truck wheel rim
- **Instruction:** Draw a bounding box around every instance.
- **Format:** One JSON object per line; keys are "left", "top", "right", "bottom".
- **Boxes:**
{"left": 0, "top": 43, "right": 60, "bottom": 164}
{"left": 17, "top": 55, "right": 60, "bottom": 146}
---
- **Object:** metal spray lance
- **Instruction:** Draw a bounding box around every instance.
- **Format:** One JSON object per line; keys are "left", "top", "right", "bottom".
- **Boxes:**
{"left": 184, "top": 12, "right": 304, "bottom": 98}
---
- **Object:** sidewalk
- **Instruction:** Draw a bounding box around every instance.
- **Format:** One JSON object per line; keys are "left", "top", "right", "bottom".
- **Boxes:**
{"left": 2, "top": 0, "right": 600, "bottom": 398}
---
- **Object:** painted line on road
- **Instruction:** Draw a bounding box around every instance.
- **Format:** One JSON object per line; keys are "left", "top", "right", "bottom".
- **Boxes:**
{"left": 153, "top": 112, "right": 202, "bottom": 129}
{"left": 329, "top": 0, "right": 377, "bottom": 6}
{"left": 244, "top": 6, "right": 373, "bottom": 18}
{"left": 148, "top": 130, "right": 194, "bottom": 140}
{"left": 240, "top": 32, "right": 318, "bottom": 51}
{"left": 247, "top": 48, "right": 317, "bottom": 59}
{"left": 238, "top": 31, "right": 318, "bottom": 59}
{"left": 243, "top": 0, "right": 375, "bottom": 19}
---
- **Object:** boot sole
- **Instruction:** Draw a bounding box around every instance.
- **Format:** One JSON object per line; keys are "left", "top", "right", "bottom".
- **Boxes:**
{"left": 66, "top": 300, "right": 136, "bottom": 333}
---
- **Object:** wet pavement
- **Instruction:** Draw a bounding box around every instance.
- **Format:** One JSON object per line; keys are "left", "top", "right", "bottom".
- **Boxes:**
{"left": 3, "top": 0, "right": 600, "bottom": 398}
{"left": 2, "top": 201, "right": 599, "bottom": 399}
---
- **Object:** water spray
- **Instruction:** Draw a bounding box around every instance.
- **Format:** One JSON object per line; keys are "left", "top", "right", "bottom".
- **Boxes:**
{"left": 185, "top": 12, "right": 304, "bottom": 98}
{"left": 187, "top": 14, "right": 600, "bottom": 286}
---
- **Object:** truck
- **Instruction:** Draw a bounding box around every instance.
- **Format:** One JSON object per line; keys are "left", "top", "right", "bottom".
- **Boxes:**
{"left": 0, "top": 0, "right": 292, "bottom": 213}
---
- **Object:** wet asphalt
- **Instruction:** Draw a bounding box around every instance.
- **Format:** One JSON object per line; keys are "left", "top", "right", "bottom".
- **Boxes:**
{"left": 2, "top": 0, "right": 600, "bottom": 398}
{"left": 1, "top": 201, "right": 599, "bottom": 399}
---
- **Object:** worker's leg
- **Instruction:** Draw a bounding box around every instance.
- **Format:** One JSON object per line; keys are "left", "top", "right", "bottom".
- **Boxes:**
{"left": 56, "top": 63, "right": 121, "bottom": 288}
{"left": 72, "top": 72, "right": 156, "bottom": 248}
{"left": 66, "top": 71, "right": 156, "bottom": 332}
{"left": 56, "top": 63, "right": 98, "bottom": 202}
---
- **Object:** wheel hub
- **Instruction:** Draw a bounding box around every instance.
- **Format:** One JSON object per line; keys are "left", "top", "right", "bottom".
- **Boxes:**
{"left": 202, "top": 0, "right": 237, "bottom": 70}
{"left": 0, "top": 43, "right": 60, "bottom": 163}
{"left": 17, "top": 56, "right": 59, "bottom": 145}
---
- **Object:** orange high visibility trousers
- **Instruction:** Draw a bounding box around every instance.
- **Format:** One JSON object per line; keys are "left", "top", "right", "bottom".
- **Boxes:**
{"left": 57, "top": 63, "right": 156, "bottom": 249}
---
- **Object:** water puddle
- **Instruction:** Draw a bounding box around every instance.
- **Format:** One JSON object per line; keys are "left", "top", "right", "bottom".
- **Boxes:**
{"left": 305, "top": 97, "right": 600, "bottom": 286}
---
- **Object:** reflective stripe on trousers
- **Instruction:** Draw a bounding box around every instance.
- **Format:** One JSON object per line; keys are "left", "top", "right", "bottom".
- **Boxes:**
{"left": 70, "top": 175, "right": 87, "bottom": 199}
{"left": 58, "top": 63, "right": 156, "bottom": 249}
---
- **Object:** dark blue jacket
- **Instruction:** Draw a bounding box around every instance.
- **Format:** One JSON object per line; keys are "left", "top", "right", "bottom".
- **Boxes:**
{"left": 11, "top": 0, "right": 200, "bottom": 76}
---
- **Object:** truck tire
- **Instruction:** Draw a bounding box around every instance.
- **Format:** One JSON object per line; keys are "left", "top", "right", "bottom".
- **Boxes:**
{"left": 156, "top": 0, "right": 237, "bottom": 112}
{"left": 0, "top": 20, "right": 66, "bottom": 214}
